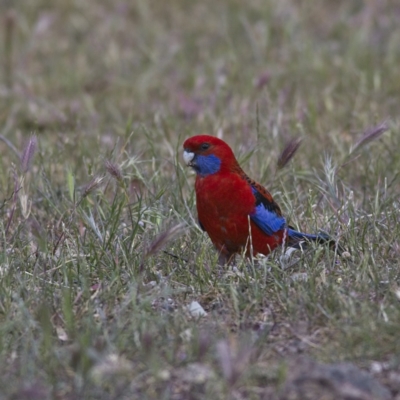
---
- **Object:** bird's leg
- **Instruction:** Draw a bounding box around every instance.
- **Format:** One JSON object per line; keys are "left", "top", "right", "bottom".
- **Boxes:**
{"left": 218, "top": 252, "right": 229, "bottom": 266}
{"left": 218, "top": 251, "right": 235, "bottom": 266}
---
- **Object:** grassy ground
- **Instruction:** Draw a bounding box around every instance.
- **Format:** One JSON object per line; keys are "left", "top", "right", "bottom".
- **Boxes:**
{"left": 1, "top": 0, "right": 400, "bottom": 399}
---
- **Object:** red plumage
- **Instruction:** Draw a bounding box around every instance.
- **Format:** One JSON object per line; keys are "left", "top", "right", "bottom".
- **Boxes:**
{"left": 183, "top": 135, "right": 286, "bottom": 264}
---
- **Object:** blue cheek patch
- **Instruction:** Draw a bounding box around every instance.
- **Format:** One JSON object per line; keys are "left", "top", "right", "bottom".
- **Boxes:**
{"left": 195, "top": 154, "right": 221, "bottom": 176}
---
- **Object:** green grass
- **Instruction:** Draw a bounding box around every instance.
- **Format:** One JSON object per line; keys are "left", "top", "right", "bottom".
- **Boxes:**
{"left": 1, "top": 0, "right": 400, "bottom": 398}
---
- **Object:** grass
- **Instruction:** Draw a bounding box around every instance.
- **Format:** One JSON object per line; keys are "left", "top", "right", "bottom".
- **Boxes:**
{"left": 1, "top": 0, "right": 400, "bottom": 398}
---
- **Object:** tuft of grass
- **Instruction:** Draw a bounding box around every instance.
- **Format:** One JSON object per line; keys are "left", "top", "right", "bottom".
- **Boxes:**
{"left": 0, "top": 0, "right": 399, "bottom": 398}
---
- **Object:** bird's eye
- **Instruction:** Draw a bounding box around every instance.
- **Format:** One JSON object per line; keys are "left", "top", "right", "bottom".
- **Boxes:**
{"left": 200, "top": 143, "right": 210, "bottom": 151}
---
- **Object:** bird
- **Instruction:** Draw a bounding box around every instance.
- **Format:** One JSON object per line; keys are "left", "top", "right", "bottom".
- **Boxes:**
{"left": 183, "top": 135, "right": 334, "bottom": 265}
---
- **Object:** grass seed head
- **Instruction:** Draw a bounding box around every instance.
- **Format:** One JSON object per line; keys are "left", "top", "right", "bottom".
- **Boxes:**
{"left": 104, "top": 160, "right": 123, "bottom": 182}
{"left": 82, "top": 176, "right": 105, "bottom": 198}
{"left": 20, "top": 135, "right": 37, "bottom": 173}
{"left": 144, "top": 223, "right": 186, "bottom": 258}
{"left": 277, "top": 137, "right": 302, "bottom": 169}
{"left": 351, "top": 121, "right": 389, "bottom": 153}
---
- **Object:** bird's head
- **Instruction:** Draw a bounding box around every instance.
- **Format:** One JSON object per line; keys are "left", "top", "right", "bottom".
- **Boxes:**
{"left": 183, "top": 135, "right": 238, "bottom": 176}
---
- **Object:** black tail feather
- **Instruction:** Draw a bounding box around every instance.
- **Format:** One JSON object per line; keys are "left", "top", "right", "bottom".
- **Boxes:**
{"left": 287, "top": 228, "right": 343, "bottom": 253}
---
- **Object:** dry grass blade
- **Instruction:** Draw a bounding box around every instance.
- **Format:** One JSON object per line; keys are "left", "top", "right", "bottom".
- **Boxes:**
{"left": 5, "top": 168, "right": 20, "bottom": 236}
{"left": 0, "top": 134, "right": 19, "bottom": 157}
{"left": 20, "top": 135, "right": 37, "bottom": 173}
{"left": 351, "top": 121, "right": 389, "bottom": 154}
{"left": 277, "top": 137, "right": 302, "bottom": 169}
{"left": 144, "top": 223, "right": 187, "bottom": 258}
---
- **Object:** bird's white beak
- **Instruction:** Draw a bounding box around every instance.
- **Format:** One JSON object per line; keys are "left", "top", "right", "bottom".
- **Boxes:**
{"left": 183, "top": 150, "right": 195, "bottom": 166}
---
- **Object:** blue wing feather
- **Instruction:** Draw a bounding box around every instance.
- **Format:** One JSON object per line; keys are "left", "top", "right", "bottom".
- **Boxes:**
{"left": 251, "top": 205, "right": 286, "bottom": 235}
{"left": 250, "top": 186, "right": 286, "bottom": 235}
{"left": 248, "top": 184, "right": 334, "bottom": 247}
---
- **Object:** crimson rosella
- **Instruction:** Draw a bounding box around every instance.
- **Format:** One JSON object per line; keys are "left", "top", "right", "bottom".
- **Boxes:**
{"left": 183, "top": 135, "right": 333, "bottom": 265}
